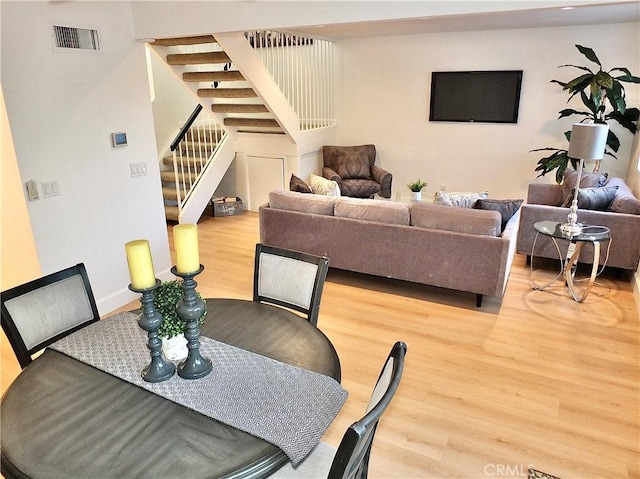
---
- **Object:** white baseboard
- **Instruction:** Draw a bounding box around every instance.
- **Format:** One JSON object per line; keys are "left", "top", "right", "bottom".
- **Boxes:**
{"left": 97, "top": 268, "right": 175, "bottom": 317}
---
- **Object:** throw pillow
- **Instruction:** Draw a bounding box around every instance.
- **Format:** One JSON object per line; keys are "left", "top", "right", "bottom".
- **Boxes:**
{"left": 309, "top": 173, "right": 341, "bottom": 196}
{"left": 573, "top": 186, "right": 618, "bottom": 210}
{"left": 561, "top": 168, "right": 608, "bottom": 207}
{"left": 332, "top": 150, "right": 372, "bottom": 180}
{"left": 289, "top": 174, "right": 312, "bottom": 194}
{"left": 434, "top": 190, "right": 489, "bottom": 208}
{"left": 473, "top": 199, "right": 523, "bottom": 230}
{"left": 606, "top": 177, "right": 640, "bottom": 214}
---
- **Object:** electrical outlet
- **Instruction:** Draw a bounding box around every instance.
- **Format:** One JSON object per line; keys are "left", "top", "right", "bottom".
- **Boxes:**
{"left": 130, "top": 162, "right": 147, "bottom": 177}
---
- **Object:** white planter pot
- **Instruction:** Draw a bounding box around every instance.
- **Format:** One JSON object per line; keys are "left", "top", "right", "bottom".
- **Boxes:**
{"left": 162, "top": 333, "right": 188, "bottom": 361}
{"left": 411, "top": 191, "right": 422, "bottom": 202}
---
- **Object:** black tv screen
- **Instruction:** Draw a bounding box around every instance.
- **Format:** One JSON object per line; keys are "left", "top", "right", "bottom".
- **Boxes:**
{"left": 429, "top": 70, "right": 523, "bottom": 123}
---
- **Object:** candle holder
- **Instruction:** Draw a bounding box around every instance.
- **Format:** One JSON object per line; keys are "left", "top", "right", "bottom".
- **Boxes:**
{"left": 171, "top": 265, "right": 212, "bottom": 379}
{"left": 129, "top": 280, "right": 176, "bottom": 383}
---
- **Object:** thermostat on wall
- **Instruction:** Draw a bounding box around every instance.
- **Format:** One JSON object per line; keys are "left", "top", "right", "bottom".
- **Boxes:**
{"left": 111, "top": 132, "right": 128, "bottom": 148}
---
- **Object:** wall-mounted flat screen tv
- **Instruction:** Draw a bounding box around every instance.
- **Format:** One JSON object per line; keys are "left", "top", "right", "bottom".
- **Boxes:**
{"left": 429, "top": 70, "right": 523, "bottom": 123}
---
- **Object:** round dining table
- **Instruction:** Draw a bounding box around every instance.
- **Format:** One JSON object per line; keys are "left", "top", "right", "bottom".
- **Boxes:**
{"left": 0, "top": 298, "right": 342, "bottom": 479}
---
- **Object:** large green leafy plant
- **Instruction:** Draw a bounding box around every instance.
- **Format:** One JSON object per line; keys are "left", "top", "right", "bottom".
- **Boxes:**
{"left": 533, "top": 44, "right": 640, "bottom": 183}
{"left": 154, "top": 280, "right": 206, "bottom": 339}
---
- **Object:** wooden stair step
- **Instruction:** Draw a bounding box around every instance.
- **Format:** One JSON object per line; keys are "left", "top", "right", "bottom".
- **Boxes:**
{"left": 162, "top": 187, "right": 178, "bottom": 201}
{"left": 152, "top": 35, "right": 217, "bottom": 47}
{"left": 237, "top": 129, "right": 286, "bottom": 135}
{"left": 162, "top": 156, "right": 208, "bottom": 166}
{"left": 177, "top": 141, "right": 217, "bottom": 152}
{"left": 164, "top": 205, "right": 179, "bottom": 222}
{"left": 160, "top": 170, "right": 199, "bottom": 183}
{"left": 224, "top": 118, "right": 280, "bottom": 128}
{"left": 212, "top": 103, "right": 269, "bottom": 114}
{"left": 183, "top": 71, "right": 244, "bottom": 82}
{"left": 198, "top": 88, "right": 257, "bottom": 99}
{"left": 167, "top": 52, "right": 230, "bottom": 66}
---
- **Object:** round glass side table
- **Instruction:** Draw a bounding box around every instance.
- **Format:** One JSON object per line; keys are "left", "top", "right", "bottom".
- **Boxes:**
{"left": 531, "top": 221, "right": 611, "bottom": 302}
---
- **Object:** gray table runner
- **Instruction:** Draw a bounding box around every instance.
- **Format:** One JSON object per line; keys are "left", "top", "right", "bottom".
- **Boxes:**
{"left": 50, "top": 312, "right": 348, "bottom": 465}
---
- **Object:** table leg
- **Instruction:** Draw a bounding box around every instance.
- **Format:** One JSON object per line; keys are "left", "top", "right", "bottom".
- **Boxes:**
{"left": 530, "top": 232, "right": 564, "bottom": 291}
{"left": 565, "top": 241, "right": 600, "bottom": 302}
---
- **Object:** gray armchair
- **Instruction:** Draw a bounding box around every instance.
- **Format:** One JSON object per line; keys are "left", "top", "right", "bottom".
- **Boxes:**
{"left": 323, "top": 145, "right": 392, "bottom": 198}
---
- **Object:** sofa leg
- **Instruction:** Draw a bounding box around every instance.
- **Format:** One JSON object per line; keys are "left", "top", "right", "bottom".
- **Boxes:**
{"left": 526, "top": 255, "right": 531, "bottom": 266}
{"left": 476, "top": 294, "right": 483, "bottom": 307}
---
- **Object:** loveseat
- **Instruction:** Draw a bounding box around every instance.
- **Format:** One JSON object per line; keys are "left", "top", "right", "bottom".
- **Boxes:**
{"left": 259, "top": 190, "right": 521, "bottom": 306}
{"left": 516, "top": 177, "right": 640, "bottom": 272}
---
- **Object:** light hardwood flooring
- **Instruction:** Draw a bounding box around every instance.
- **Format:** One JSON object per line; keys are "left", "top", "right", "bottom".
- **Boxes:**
{"left": 2, "top": 211, "right": 638, "bottom": 479}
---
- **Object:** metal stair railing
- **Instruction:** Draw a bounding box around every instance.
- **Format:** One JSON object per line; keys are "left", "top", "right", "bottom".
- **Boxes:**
{"left": 169, "top": 104, "right": 226, "bottom": 214}
{"left": 244, "top": 31, "right": 336, "bottom": 131}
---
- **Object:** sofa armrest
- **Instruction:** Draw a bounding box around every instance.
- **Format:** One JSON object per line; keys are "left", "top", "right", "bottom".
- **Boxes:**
{"left": 527, "top": 183, "right": 564, "bottom": 206}
{"left": 322, "top": 166, "right": 341, "bottom": 183}
{"left": 370, "top": 165, "right": 392, "bottom": 198}
{"left": 516, "top": 203, "right": 640, "bottom": 270}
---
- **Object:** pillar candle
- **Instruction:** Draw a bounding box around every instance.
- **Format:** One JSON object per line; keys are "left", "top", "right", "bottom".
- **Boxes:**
{"left": 125, "top": 239, "right": 156, "bottom": 289}
{"left": 174, "top": 224, "right": 200, "bottom": 274}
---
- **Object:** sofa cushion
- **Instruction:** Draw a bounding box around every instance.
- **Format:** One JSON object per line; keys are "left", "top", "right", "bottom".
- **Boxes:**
{"left": 473, "top": 199, "right": 523, "bottom": 230}
{"left": 334, "top": 197, "right": 409, "bottom": 225}
{"left": 410, "top": 203, "right": 501, "bottom": 237}
{"left": 268, "top": 190, "right": 336, "bottom": 216}
{"left": 573, "top": 186, "right": 618, "bottom": 210}
{"left": 605, "top": 177, "right": 640, "bottom": 214}
{"left": 289, "top": 174, "right": 312, "bottom": 194}
{"left": 434, "top": 190, "right": 489, "bottom": 208}
{"left": 561, "top": 168, "right": 608, "bottom": 206}
{"left": 309, "top": 174, "right": 341, "bottom": 196}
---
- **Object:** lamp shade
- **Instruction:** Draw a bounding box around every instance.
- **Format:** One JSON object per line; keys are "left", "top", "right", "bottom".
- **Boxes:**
{"left": 567, "top": 123, "right": 609, "bottom": 160}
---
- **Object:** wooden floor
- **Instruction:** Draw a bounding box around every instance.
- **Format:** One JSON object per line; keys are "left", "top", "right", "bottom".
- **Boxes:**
{"left": 2, "top": 211, "right": 638, "bottom": 479}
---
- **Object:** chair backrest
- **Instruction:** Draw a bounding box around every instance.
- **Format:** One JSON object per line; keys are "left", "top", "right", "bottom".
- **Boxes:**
{"left": 253, "top": 244, "right": 330, "bottom": 326}
{"left": 322, "top": 145, "right": 376, "bottom": 179}
{"left": 328, "top": 341, "right": 407, "bottom": 479}
{"left": 1, "top": 263, "right": 100, "bottom": 369}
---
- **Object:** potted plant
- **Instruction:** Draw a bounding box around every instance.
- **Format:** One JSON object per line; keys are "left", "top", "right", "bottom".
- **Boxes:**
{"left": 154, "top": 280, "right": 207, "bottom": 361}
{"left": 532, "top": 44, "right": 639, "bottom": 183}
{"left": 407, "top": 179, "right": 428, "bottom": 202}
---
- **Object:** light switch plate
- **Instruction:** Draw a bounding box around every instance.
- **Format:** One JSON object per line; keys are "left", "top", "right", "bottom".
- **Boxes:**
{"left": 42, "top": 181, "right": 60, "bottom": 198}
{"left": 130, "top": 162, "right": 147, "bottom": 177}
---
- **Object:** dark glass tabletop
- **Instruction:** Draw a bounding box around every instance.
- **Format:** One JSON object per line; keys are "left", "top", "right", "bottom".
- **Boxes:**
{"left": 1, "top": 298, "right": 341, "bottom": 479}
{"left": 533, "top": 221, "right": 610, "bottom": 242}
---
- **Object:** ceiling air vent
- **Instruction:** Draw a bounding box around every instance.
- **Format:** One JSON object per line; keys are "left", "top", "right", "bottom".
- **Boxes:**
{"left": 52, "top": 25, "right": 100, "bottom": 51}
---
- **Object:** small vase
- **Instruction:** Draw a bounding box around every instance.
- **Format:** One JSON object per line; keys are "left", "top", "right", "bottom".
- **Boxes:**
{"left": 411, "top": 191, "right": 422, "bottom": 202}
{"left": 162, "top": 333, "right": 188, "bottom": 361}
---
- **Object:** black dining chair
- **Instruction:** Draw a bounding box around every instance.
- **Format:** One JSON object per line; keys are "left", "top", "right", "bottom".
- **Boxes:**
{"left": 1, "top": 263, "right": 100, "bottom": 369}
{"left": 272, "top": 341, "right": 407, "bottom": 479}
{"left": 253, "top": 243, "right": 330, "bottom": 326}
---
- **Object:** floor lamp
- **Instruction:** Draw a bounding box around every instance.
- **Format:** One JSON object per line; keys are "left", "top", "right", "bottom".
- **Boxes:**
{"left": 560, "top": 122, "right": 609, "bottom": 236}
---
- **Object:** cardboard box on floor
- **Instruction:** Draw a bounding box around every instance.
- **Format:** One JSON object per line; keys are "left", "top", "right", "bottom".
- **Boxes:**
{"left": 212, "top": 197, "right": 244, "bottom": 217}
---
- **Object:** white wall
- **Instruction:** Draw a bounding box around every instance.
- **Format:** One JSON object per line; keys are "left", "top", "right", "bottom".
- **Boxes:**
{"left": 148, "top": 46, "right": 198, "bottom": 161}
{"left": 335, "top": 22, "right": 640, "bottom": 200}
{"left": 1, "top": 1, "right": 171, "bottom": 314}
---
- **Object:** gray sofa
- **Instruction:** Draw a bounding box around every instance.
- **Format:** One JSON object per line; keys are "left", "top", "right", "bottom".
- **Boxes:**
{"left": 516, "top": 182, "right": 640, "bottom": 271}
{"left": 259, "top": 190, "right": 521, "bottom": 306}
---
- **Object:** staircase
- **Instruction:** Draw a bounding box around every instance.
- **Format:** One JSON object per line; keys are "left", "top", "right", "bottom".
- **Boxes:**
{"left": 161, "top": 119, "right": 224, "bottom": 221}
{"left": 149, "top": 32, "right": 335, "bottom": 223}
{"left": 152, "top": 35, "right": 283, "bottom": 136}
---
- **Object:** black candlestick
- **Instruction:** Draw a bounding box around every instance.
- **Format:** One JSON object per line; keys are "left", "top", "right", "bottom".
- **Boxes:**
{"left": 129, "top": 280, "right": 175, "bottom": 383}
{"left": 171, "top": 265, "right": 212, "bottom": 379}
